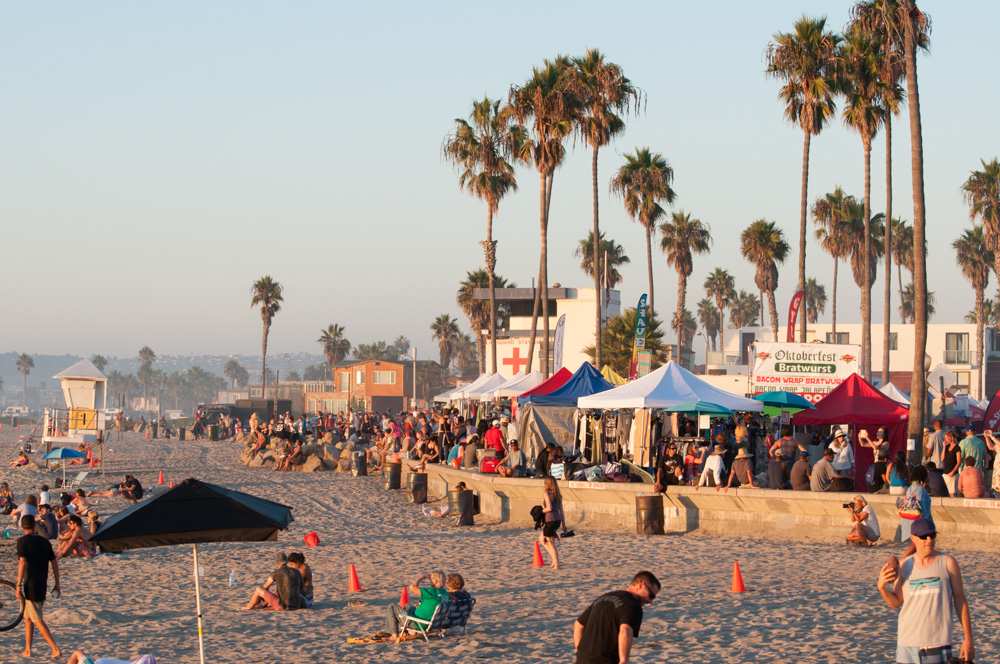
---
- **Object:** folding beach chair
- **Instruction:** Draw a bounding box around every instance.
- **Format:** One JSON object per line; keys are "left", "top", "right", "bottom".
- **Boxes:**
{"left": 396, "top": 601, "right": 448, "bottom": 644}
{"left": 63, "top": 471, "right": 89, "bottom": 489}
{"left": 441, "top": 594, "right": 476, "bottom": 636}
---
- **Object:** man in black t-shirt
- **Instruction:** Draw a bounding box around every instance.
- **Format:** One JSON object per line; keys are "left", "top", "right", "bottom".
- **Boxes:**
{"left": 574, "top": 571, "right": 659, "bottom": 664}
{"left": 653, "top": 442, "right": 683, "bottom": 491}
{"left": 16, "top": 515, "right": 61, "bottom": 659}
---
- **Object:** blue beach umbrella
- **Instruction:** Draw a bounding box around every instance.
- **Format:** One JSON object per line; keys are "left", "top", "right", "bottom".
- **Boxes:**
{"left": 43, "top": 447, "right": 87, "bottom": 484}
{"left": 664, "top": 401, "right": 732, "bottom": 415}
{"left": 753, "top": 391, "right": 815, "bottom": 410}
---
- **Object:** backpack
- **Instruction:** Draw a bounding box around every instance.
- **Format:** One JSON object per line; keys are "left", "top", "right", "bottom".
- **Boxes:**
{"left": 529, "top": 505, "right": 544, "bottom": 529}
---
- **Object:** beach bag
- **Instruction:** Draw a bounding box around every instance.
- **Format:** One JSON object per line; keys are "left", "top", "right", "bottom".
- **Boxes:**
{"left": 584, "top": 465, "right": 606, "bottom": 482}
{"left": 480, "top": 458, "right": 500, "bottom": 474}
{"left": 896, "top": 494, "right": 921, "bottom": 520}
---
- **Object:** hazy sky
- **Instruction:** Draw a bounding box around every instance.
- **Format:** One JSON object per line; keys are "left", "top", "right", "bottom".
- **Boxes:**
{"left": 2, "top": 1, "right": 997, "bottom": 360}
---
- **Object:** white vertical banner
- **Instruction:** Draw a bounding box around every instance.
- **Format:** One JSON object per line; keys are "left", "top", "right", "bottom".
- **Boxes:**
{"left": 553, "top": 314, "right": 566, "bottom": 370}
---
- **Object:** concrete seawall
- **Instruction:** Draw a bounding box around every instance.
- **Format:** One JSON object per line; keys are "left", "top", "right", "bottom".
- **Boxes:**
{"left": 400, "top": 464, "right": 1000, "bottom": 551}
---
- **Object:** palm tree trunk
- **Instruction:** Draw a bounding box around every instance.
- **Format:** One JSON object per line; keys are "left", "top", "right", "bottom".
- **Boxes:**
{"left": 541, "top": 172, "right": 552, "bottom": 376}
{"left": 645, "top": 225, "right": 654, "bottom": 316}
{"left": 832, "top": 259, "right": 839, "bottom": 337}
{"left": 22, "top": 374, "right": 28, "bottom": 406}
{"left": 675, "top": 272, "right": 687, "bottom": 367}
{"left": 882, "top": 114, "right": 893, "bottom": 387}
{"left": 903, "top": 0, "right": 928, "bottom": 446}
{"left": 527, "top": 172, "right": 546, "bottom": 374}
{"left": 484, "top": 206, "right": 498, "bottom": 374}
{"left": 767, "top": 289, "right": 779, "bottom": 342}
{"left": 591, "top": 147, "right": 602, "bottom": 369}
{"left": 716, "top": 296, "right": 726, "bottom": 361}
{"left": 897, "top": 264, "right": 905, "bottom": 315}
{"left": 798, "top": 129, "right": 811, "bottom": 343}
{"left": 476, "top": 332, "right": 485, "bottom": 374}
{"left": 861, "top": 139, "right": 873, "bottom": 382}
{"left": 261, "top": 323, "right": 269, "bottom": 401}
{"left": 976, "top": 286, "right": 985, "bottom": 400}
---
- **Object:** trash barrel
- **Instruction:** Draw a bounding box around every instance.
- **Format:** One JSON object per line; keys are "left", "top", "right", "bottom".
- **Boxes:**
{"left": 408, "top": 472, "right": 428, "bottom": 504}
{"left": 463, "top": 446, "right": 478, "bottom": 469}
{"left": 352, "top": 451, "right": 367, "bottom": 477}
{"left": 448, "top": 486, "right": 463, "bottom": 515}
{"left": 177, "top": 426, "right": 186, "bottom": 441}
{"left": 151, "top": 421, "right": 158, "bottom": 439}
{"left": 385, "top": 461, "right": 402, "bottom": 490}
{"left": 209, "top": 424, "right": 219, "bottom": 441}
{"left": 635, "top": 494, "right": 665, "bottom": 535}
{"left": 457, "top": 489, "right": 475, "bottom": 526}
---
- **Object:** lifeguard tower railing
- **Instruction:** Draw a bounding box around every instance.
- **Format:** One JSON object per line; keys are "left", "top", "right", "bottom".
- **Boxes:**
{"left": 41, "top": 407, "right": 106, "bottom": 453}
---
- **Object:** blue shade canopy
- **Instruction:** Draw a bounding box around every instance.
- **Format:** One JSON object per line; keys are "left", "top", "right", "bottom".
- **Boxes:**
{"left": 664, "top": 401, "right": 732, "bottom": 415}
{"left": 752, "top": 391, "right": 815, "bottom": 410}
{"left": 43, "top": 447, "right": 87, "bottom": 460}
{"left": 519, "top": 362, "right": 612, "bottom": 406}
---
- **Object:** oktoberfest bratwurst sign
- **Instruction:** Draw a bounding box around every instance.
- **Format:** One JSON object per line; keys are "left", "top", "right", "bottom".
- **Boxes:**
{"left": 751, "top": 341, "right": 860, "bottom": 403}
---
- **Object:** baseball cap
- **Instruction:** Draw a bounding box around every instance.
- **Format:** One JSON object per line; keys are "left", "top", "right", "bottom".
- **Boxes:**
{"left": 911, "top": 518, "right": 936, "bottom": 538}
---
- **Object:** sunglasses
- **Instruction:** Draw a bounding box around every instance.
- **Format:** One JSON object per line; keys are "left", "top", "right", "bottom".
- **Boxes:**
{"left": 915, "top": 532, "right": 937, "bottom": 541}
{"left": 641, "top": 581, "right": 659, "bottom": 601}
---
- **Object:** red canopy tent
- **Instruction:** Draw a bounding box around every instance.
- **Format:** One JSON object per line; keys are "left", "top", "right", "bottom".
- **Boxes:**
{"left": 792, "top": 373, "right": 909, "bottom": 489}
{"left": 516, "top": 367, "right": 572, "bottom": 400}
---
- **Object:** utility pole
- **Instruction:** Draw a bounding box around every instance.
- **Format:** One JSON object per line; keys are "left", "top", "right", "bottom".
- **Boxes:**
{"left": 412, "top": 347, "right": 418, "bottom": 410}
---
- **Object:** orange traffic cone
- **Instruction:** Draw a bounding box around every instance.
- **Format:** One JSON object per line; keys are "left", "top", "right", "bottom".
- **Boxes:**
{"left": 347, "top": 564, "right": 363, "bottom": 593}
{"left": 168, "top": 480, "right": 175, "bottom": 489}
{"left": 157, "top": 470, "right": 165, "bottom": 485}
{"left": 731, "top": 561, "right": 746, "bottom": 593}
{"left": 532, "top": 541, "right": 544, "bottom": 568}
{"left": 399, "top": 586, "right": 410, "bottom": 608}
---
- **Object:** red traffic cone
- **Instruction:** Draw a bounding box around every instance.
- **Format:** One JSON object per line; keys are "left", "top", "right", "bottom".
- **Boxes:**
{"left": 168, "top": 480, "right": 175, "bottom": 489}
{"left": 731, "top": 561, "right": 746, "bottom": 593}
{"left": 532, "top": 541, "right": 544, "bottom": 568}
{"left": 347, "top": 564, "right": 363, "bottom": 593}
{"left": 399, "top": 585, "right": 410, "bottom": 608}
{"left": 157, "top": 470, "right": 165, "bottom": 485}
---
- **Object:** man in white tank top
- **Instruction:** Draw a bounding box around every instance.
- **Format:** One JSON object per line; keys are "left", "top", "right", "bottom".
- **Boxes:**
{"left": 876, "top": 519, "right": 975, "bottom": 664}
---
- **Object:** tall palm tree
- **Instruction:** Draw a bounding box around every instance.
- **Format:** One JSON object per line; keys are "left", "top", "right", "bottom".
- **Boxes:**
{"left": 891, "top": 217, "right": 914, "bottom": 306}
{"left": 703, "top": 268, "right": 736, "bottom": 357}
{"left": 697, "top": 299, "right": 721, "bottom": 352}
{"left": 430, "top": 314, "right": 461, "bottom": 372}
{"left": 571, "top": 49, "right": 640, "bottom": 369}
{"left": 804, "top": 278, "right": 827, "bottom": 323}
{"left": 457, "top": 270, "right": 513, "bottom": 374}
{"left": 249, "top": 275, "right": 283, "bottom": 397}
{"left": 90, "top": 354, "right": 108, "bottom": 373}
{"left": 899, "top": 283, "right": 934, "bottom": 323}
{"left": 15, "top": 353, "right": 33, "bottom": 405}
{"left": 137, "top": 346, "right": 156, "bottom": 411}
{"left": 846, "top": 205, "right": 886, "bottom": 300}
{"left": 953, "top": 226, "right": 992, "bottom": 399}
{"left": 223, "top": 359, "right": 245, "bottom": 389}
{"left": 660, "top": 211, "right": 711, "bottom": 367}
{"left": 741, "top": 220, "right": 789, "bottom": 342}
{"left": 443, "top": 97, "right": 523, "bottom": 374}
{"left": 509, "top": 56, "right": 578, "bottom": 376}
{"left": 317, "top": 324, "right": 350, "bottom": 379}
{"left": 576, "top": 231, "right": 630, "bottom": 289}
{"left": 767, "top": 16, "right": 841, "bottom": 343}
{"left": 730, "top": 291, "right": 762, "bottom": 329}
{"left": 610, "top": 147, "right": 677, "bottom": 315}
{"left": 813, "top": 187, "right": 854, "bottom": 336}
{"left": 840, "top": 26, "right": 887, "bottom": 381}
{"left": 961, "top": 159, "right": 1000, "bottom": 287}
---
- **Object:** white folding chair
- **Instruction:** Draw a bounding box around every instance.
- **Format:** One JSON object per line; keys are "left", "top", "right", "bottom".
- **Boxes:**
{"left": 396, "top": 602, "right": 446, "bottom": 643}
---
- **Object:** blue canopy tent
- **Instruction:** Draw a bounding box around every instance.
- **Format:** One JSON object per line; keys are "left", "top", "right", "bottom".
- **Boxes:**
{"left": 519, "top": 362, "right": 613, "bottom": 406}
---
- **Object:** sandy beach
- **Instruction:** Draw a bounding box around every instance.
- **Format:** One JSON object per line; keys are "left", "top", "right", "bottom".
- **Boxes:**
{"left": 2, "top": 427, "right": 998, "bottom": 663}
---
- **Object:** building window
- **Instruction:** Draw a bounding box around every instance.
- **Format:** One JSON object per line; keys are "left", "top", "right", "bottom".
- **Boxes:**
{"left": 953, "top": 371, "right": 971, "bottom": 391}
{"left": 945, "top": 333, "right": 970, "bottom": 364}
{"left": 825, "top": 332, "right": 850, "bottom": 344}
{"left": 373, "top": 370, "right": 396, "bottom": 385}
{"left": 338, "top": 373, "right": 348, "bottom": 391}
{"left": 888, "top": 332, "right": 898, "bottom": 351}
{"left": 356, "top": 369, "right": 364, "bottom": 385}
{"left": 991, "top": 330, "right": 1000, "bottom": 353}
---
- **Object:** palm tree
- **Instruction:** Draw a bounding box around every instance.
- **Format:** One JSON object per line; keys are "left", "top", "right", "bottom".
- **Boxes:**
{"left": 660, "top": 211, "right": 711, "bottom": 367}
{"left": 953, "top": 226, "right": 993, "bottom": 399}
{"left": 509, "top": 56, "right": 578, "bottom": 376}
{"left": 137, "top": 346, "right": 156, "bottom": 411}
{"left": 846, "top": 206, "right": 886, "bottom": 300}
{"left": 729, "top": 291, "right": 762, "bottom": 329}
{"left": 249, "top": 275, "right": 283, "bottom": 397}
{"left": 961, "top": 159, "right": 1000, "bottom": 288}
{"left": 583, "top": 309, "right": 667, "bottom": 377}
{"left": 223, "top": 359, "right": 246, "bottom": 389}
{"left": 891, "top": 218, "right": 914, "bottom": 306}
{"left": 610, "top": 147, "right": 676, "bottom": 315}
{"left": 741, "top": 220, "right": 789, "bottom": 342}
{"left": 697, "top": 299, "right": 721, "bottom": 352}
{"left": 443, "top": 97, "right": 523, "bottom": 374}
{"left": 840, "top": 25, "right": 887, "bottom": 381}
{"left": 675, "top": 309, "right": 697, "bottom": 365}
{"left": 431, "top": 314, "right": 460, "bottom": 372}
{"left": 813, "top": 187, "right": 854, "bottom": 336}
{"left": 90, "top": 355, "right": 108, "bottom": 373}
{"left": 15, "top": 353, "right": 33, "bottom": 405}
{"left": 967, "top": 299, "right": 1000, "bottom": 330}
{"left": 703, "top": 268, "right": 736, "bottom": 357}
{"left": 454, "top": 332, "right": 479, "bottom": 378}
{"left": 457, "top": 270, "right": 513, "bottom": 373}
{"left": 803, "top": 278, "right": 827, "bottom": 324}
{"left": 571, "top": 49, "right": 640, "bottom": 369}
{"left": 899, "top": 283, "right": 934, "bottom": 323}
{"left": 576, "top": 231, "right": 630, "bottom": 289}
{"left": 767, "top": 16, "right": 841, "bottom": 343}
{"left": 317, "top": 324, "right": 351, "bottom": 379}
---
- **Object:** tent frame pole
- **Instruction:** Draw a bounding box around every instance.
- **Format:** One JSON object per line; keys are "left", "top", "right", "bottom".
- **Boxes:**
{"left": 193, "top": 543, "right": 206, "bottom": 664}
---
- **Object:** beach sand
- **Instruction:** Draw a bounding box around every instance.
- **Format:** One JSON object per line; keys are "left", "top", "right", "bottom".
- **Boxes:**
{"left": 2, "top": 426, "right": 998, "bottom": 663}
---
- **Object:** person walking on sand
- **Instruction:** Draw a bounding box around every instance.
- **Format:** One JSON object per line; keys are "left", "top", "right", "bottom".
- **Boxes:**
{"left": 540, "top": 477, "right": 563, "bottom": 570}
{"left": 15, "top": 514, "right": 61, "bottom": 659}
{"left": 877, "top": 519, "right": 974, "bottom": 663}
{"left": 573, "top": 571, "right": 660, "bottom": 664}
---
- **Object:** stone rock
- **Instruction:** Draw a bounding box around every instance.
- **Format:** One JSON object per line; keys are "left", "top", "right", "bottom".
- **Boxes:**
{"left": 249, "top": 453, "right": 275, "bottom": 469}
{"left": 299, "top": 455, "right": 326, "bottom": 473}
{"left": 337, "top": 458, "right": 351, "bottom": 472}
{"left": 339, "top": 448, "right": 352, "bottom": 460}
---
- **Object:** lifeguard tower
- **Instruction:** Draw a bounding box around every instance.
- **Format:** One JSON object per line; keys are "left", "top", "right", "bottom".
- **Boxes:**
{"left": 42, "top": 359, "right": 108, "bottom": 453}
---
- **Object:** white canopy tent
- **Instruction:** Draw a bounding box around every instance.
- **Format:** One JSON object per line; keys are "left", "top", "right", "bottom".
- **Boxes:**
{"left": 481, "top": 371, "right": 545, "bottom": 400}
{"left": 433, "top": 385, "right": 465, "bottom": 403}
{"left": 576, "top": 361, "right": 763, "bottom": 412}
{"left": 879, "top": 382, "right": 911, "bottom": 406}
{"left": 443, "top": 373, "right": 494, "bottom": 400}
{"left": 461, "top": 373, "right": 507, "bottom": 400}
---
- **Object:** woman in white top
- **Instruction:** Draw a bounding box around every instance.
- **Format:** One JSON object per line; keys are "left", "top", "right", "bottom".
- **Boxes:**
{"left": 698, "top": 445, "right": 727, "bottom": 488}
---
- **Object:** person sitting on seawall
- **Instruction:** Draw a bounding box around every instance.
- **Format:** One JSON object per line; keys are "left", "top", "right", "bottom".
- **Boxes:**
{"left": 384, "top": 570, "right": 450, "bottom": 637}
{"left": 886, "top": 451, "right": 909, "bottom": 496}
{"left": 497, "top": 440, "right": 527, "bottom": 478}
{"left": 65, "top": 651, "right": 157, "bottom": 664}
{"left": 725, "top": 447, "right": 756, "bottom": 489}
{"left": 828, "top": 429, "right": 855, "bottom": 491}
{"left": 697, "top": 445, "right": 726, "bottom": 489}
{"left": 956, "top": 456, "right": 986, "bottom": 499}
{"left": 924, "top": 462, "right": 950, "bottom": 498}
{"left": 810, "top": 448, "right": 837, "bottom": 493}
{"left": 790, "top": 451, "right": 812, "bottom": 491}
{"left": 845, "top": 495, "right": 880, "bottom": 547}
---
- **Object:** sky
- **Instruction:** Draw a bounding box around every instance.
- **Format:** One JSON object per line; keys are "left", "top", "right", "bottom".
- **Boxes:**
{"left": 1, "top": 1, "right": 997, "bottom": 362}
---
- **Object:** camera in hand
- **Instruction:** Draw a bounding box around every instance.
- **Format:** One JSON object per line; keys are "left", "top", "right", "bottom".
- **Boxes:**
{"left": 842, "top": 503, "right": 853, "bottom": 509}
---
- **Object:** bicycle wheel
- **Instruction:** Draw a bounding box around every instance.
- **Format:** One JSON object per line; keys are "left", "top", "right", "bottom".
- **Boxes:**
{"left": 0, "top": 578, "right": 24, "bottom": 632}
